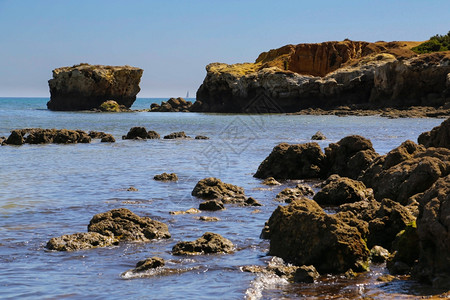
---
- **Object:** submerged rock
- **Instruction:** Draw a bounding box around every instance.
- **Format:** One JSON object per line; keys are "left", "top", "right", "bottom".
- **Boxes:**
{"left": 262, "top": 177, "right": 281, "bottom": 186}
{"left": 263, "top": 198, "right": 369, "bottom": 274}
{"left": 124, "top": 127, "right": 151, "bottom": 140}
{"left": 311, "top": 131, "right": 326, "bottom": 140}
{"left": 275, "top": 184, "right": 315, "bottom": 203}
{"left": 195, "top": 135, "right": 209, "bottom": 140}
{"left": 47, "top": 63, "right": 143, "bottom": 111}
{"left": 172, "top": 232, "right": 234, "bottom": 255}
{"left": 169, "top": 208, "right": 200, "bottom": 215}
{"left": 46, "top": 232, "right": 119, "bottom": 251}
{"left": 199, "top": 200, "right": 225, "bottom": 211}
{"left": 87, "top": 208, "right": 171, "bottom": 241}
{"left": 133, "top": 257, "right": 165, "bottom": 272}
{"left": 153, "top": 173, "right": 178, "bottom": 181}
{"left": 100, "top": 134, "right": 115, "bottom": 143}
{"left": 163, "top": 131, "right": 190, "bottom": 139}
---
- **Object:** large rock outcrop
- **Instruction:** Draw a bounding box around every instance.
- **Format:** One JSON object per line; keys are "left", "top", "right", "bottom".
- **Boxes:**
{"left": 254, "top": 135, "right": 378, "bottom": 180}
{"left": 47, "top": 64, "right": 143, "bottom": 111}
{"left": 193, "top": 40, "right": 450, "bottom": 113}
{"left": 262, "top": 198, "right": 369, "bottom": 274}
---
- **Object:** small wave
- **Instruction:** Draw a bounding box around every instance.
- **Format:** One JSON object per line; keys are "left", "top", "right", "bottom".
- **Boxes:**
{"left": 245, "top": 272, "right": 289, "bottom": 300}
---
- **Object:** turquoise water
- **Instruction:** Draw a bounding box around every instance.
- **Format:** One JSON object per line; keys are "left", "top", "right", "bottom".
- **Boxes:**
{"left": 0, "top": 98, "right": 446, "bottom": 299}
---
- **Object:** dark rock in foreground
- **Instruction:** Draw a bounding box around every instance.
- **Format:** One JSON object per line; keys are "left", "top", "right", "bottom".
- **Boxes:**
{"left": 172, "top": 232, "right": 234, "bottom": 255}
{"left": 46, "top": 232, "right": 119, "bottom": 251}
{"left": 413, "top": 175, "right": 450, "bottom": 289}
{"left": 154, "top": 172, "right": 178, "bottom": 181}
{"left": 47, "top": 64, "right": 143, "bottom": 111}
{"left": 88, "top": 208, "right": 171, "bottom": 241}
{"left": 262, "top": 198, "right": 369, "bottom": 274}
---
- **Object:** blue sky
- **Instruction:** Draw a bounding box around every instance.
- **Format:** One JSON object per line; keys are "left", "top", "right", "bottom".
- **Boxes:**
{"left": 0, "top": 0, "right": 449, "bottom": 98}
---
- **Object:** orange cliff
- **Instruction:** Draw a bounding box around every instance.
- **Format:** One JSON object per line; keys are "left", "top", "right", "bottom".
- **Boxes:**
{"left": 193, "top": 40, "right": 450, "bottom": 113}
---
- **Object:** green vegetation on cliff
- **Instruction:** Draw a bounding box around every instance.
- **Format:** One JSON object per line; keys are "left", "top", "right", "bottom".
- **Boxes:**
{"left": 412, "top": 31, "right": 450, "bottom": 54}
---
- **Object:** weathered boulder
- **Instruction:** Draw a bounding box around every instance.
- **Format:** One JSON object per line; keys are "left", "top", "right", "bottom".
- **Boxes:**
{"left": 124, "top": 127, "right": 150, "bottom": 140}
{"left": 311, "top": 131, "right": 326, "bottom": 140}
{"left": 387, "top": 222, "right": 419, "bottom": 275}
{"left": 87, "top": 208, "right": 171, "bottom": 241}
{"left": 366, "top": 198, "right": 416, "bottom": 249}
{"left": 47, "top": 64, "right": 143, "bottom": 111}
{"left": 324, "top": 135, "right": 379, "bottom": 179}
{"left": 163, "top": 131, "right": 190, "bottom": 139}
{"left": 365, "top": 148, "right": 450, "bottom": 205}
{"left": 244, "top": 197, "right": 262, "bottom": 206}
{"left": 418, "top": 117, "right": 450, "bottom": 149}
{"left": 370, "top": 245, "right": 390, "bottom": 263}
{"left": 262, "top": 198, "right": 369, "bottom": 273}
{"left": 275, "top": 184, "right": 315, "bottom": 203}
{"left": 199, "top": 200, "right": 225, "bottom": 211}
{"left": 99, "top": 100, "right": 122, "bottom": 112}
{"left": 153, "top": 173, "right": 178, "bottom": 181}
{"left": 262, "top": 177, "right": 281, "bottom": 185}
{"left": 100, "top": 134, "right": 115, "bottom": 143}
{"left": 192, "top": 177, "right": 246, "bottom": 204}
{"left": 147, "top": 130, "right": 161, "bottom": 139}
{"left": 150, "top": 97, "right": 193, "bottom": 112}
{"left": 254, "top": 142, "right": 326, "bottom": 180}
{"left": 132, "top": 257, "right": 165, "bottom": 272}
{"left": 46, "top": 232, "right": 119, "bottom": 251}
{"left": 359, "top": 140, "right": 425, "bottom": 187}
{"left": 413, "top": 175, "right": 450, "bottom": 288}
{"left": 172, "top": 232, "right": 234, "bottom": 255}
{"left": 293, "top": 265, "right": 321, "bottom": 283}
{"left": 313, "top": 176, "right": 373, "bottom": 206}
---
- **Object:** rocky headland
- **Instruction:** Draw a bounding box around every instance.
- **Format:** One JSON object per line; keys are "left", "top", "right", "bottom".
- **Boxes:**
{"left": 47, "top": 63, "right": 143, "bottom": 111}
{"left": 192, "top": 40, "right": 450, "bottom": 113}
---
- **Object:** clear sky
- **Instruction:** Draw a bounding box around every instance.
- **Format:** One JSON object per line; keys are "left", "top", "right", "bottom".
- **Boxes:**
{"left": 0, "top": 0, "right": 449, "bottom": 98}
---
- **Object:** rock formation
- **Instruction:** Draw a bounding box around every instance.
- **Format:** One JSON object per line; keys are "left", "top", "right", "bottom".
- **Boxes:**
{"left": 153, "top": 172, "right": 178, "bottom": 181}
{"left": 193, "top": 40, "right": 450, "bottom": 113}
{"left": 150, "top": 97, "right": 192, "bottom": 112}
{"left": 262, "top": 198, "right": 369, "bottom": 274}
{"left": 87, "top": 208, "right": 171, "bottom": 241}
{"left": 172, "top": 232, "right": 234, "bottom": 255}
{"left": 47, "top": 63, "right": 143, "bottom": 111}
{"left": 418, "top": 117, "right": 450, "bottom": 149}
{"left": 46, "top": 232, "right": 119, "bottom": 251}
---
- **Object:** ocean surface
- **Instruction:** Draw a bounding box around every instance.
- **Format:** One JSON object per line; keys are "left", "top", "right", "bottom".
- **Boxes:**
{"left": 0, "top": 97, "right": 447, "bottom": 299}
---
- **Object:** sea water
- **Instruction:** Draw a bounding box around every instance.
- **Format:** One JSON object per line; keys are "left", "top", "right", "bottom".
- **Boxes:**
{"left": 0, "top": 98, "right": 446, "bottom": 299}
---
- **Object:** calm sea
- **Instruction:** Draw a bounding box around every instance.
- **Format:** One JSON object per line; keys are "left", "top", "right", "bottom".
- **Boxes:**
{"left": 0, "top": 97, "right": 446, "bottom": 299}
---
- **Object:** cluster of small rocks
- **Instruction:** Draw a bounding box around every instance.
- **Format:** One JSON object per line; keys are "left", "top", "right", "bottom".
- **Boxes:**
{"left": 149, "top": 97, "right": 193, "bottom": 112}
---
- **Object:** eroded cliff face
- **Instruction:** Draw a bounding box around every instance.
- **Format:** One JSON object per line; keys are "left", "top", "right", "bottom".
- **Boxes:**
{"left": 194, "top": 41, "right": 450, "bottom": 113}
{"left": 47, "top": 64, "right": 143, "bottom": 111}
